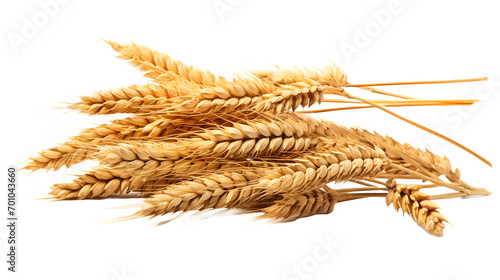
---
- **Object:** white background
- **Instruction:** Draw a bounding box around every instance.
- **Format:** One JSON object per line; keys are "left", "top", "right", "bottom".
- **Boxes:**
{"left": 1, "top": 0, "right": 499, "bottom": 279}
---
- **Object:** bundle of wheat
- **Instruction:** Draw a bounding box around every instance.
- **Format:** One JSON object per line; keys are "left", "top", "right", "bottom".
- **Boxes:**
{"left": 25, "top": 41, "right": 492, "bottom": 236}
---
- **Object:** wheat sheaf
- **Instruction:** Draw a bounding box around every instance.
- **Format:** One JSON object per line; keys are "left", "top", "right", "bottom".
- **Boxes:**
{"left": 25, "top": 40, "right": 492, "bottom": 236}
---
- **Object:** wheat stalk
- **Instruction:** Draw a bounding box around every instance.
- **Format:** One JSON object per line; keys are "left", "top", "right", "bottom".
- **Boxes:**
{"left": 25, "top": 40, "right": 493, "bottom": 236}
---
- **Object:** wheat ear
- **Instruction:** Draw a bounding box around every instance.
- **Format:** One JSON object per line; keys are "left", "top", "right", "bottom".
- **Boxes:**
{"left": 251, "top": 65, "right": 348, "bottom": 88}
{"left": 256, "top": 186, "right": 339, "bottom": 222}
{"left": 105, "top": 40, "right": 218, "bottom": 86}
{"left": 69, "top": 83, "right": 197, "bottom": 115}
{"left": 385, "top": 180, "right": 448, "bottom": 236}
{"left": 49, "top": 168, "right": 178, "bottom": 199}
{"left": 23, "top": 116, "right": 157, "bottom": 171}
